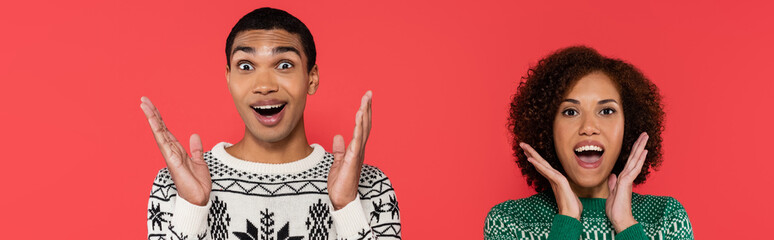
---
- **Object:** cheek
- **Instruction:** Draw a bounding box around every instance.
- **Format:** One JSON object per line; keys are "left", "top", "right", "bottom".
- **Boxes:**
{"left": 553, "top": 118, "right": 575, "bottom": 147}
{"left": 279, "top": 74, "right": 309, "bottom": 97}
{"left": 602, "top": 117, "right": 625, "bottom": 160}
{"left": 553, "top": 118, "right": 575, "bottom": 160}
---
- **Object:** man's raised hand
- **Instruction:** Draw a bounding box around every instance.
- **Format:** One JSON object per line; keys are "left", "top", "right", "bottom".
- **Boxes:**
{"left": 328, "top": 91, "right": 372, "bottom": 210}
{"left": 140, "top": 97, "right": 211, "bottom": 206}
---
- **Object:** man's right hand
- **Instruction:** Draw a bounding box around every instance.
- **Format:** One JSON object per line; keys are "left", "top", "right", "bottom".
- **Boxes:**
{"left": 141, "top": 96, "right": 211, "bottom": 206}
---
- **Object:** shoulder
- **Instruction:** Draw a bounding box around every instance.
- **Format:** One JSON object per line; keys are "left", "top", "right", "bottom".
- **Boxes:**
{"left": 359, "top": 163, "right": 391, "bottom": 184}
{"left": 632, "top": 193, "right": 690, "bottom": 223}
{"left": 487, "top": 192, "right": 556, "bottom": 224}
{"left": 357, "top": 163, "right": 396, "bottom": 199}
{"left": 632, "top": 193, "right": 687, "bottom": 212}
{"left": 152, "top": 167, "right": 173, "bottom": 185}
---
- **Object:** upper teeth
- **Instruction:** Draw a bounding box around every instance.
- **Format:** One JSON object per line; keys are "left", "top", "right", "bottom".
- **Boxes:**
{"left": 252, "top": 104, "right": 283, "bottom": 110}
{"left": 575, "top": 145, "right": 603, "bottom": 152}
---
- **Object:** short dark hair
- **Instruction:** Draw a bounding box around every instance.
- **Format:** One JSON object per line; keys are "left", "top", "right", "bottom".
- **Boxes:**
{"left": 509, "top": 46, "right": 665, "bottom": 192}
{"left": 225, "top": 7, "right": 317, "bottom": 72}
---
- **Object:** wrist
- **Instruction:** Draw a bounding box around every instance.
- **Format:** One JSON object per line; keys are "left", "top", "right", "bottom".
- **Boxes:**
{"left": 180, "top": 193, "right": 209, "bottom": 206}
{"left": 612, "top": 217, "right": 637, "bottom": 233}
{"left": 558, "top": 209, "right": 581, "bottom": 221}
{"left": 330, "top": 194, "right": 356, "bottom": 210}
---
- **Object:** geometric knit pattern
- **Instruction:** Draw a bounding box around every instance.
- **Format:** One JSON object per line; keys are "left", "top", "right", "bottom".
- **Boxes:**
{"left": 147, "top": 143, "right": 401, "bottom": 240}
{"left": 484, "top": 191, "right": 693, "bottom": 240}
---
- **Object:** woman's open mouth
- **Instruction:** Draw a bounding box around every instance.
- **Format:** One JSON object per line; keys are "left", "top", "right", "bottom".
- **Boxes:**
{"left": 573, "top": 141, "right": 605, "bottom": 169}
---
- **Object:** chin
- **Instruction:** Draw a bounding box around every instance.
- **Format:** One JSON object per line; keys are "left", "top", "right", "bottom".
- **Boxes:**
{"left": 247, "top": 126, "right": 292, "bottom": 143}
{"left": 571, "top": 174, "right": 608, "bottom": 188}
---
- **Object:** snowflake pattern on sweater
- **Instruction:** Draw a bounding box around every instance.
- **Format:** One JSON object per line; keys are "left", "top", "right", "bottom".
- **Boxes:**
{"left": 148, "top": 143, "right": 401, "bottom": 240}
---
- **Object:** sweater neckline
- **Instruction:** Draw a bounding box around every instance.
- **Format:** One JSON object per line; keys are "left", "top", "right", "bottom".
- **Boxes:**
{"left": 210, "top": 142, "right": 327, "bottom": 174}
{"left": 579, "top": 197, "right": 607, "bottom": 211}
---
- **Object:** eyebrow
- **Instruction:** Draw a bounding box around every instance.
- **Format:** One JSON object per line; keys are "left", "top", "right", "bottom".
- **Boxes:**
{"left": 231, "top": 46, "right": 301, "bottom": 57}
{"left": 562, "top": 99, "right": 619, "bottom": 104}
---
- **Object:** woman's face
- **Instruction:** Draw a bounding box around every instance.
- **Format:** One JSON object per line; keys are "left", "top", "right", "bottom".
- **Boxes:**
{"left": 553, "top": 71, "right": 624, "bottom": 190}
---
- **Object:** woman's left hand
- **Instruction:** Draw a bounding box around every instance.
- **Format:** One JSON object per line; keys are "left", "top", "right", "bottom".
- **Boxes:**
{"left": 606, "top": 132, "right": 649, "bottom": 233}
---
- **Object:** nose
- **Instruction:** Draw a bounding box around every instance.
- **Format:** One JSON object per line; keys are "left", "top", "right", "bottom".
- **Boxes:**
{"left": 579, "top": 112, "right": 600, "bottom": 136}
{"left": 251, "top": 69, "right": 279, "bottom": 95}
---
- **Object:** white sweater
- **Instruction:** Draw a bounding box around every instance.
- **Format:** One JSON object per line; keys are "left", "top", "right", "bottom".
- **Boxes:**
{"left": 147, "top": 142, "right": 401, "bottom": 240}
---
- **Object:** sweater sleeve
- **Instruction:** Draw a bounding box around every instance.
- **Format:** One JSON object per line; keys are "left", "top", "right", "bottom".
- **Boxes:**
{"left": 660, "top": 197, "right": 694, "bottom": 240}
{"left": 147, "top": 168, "right": 211, "bottom": 240}
{"left": 546, "top": 214, "right": 583, "bottom": 240}
{"left": 330, "top": 166, "right": 401, "bottom": 240}
{"left": 615, "top": 223, "right": 648, "bottom": 240}
{"left": 484, "top": 205, "right": 519, "bottom": 240}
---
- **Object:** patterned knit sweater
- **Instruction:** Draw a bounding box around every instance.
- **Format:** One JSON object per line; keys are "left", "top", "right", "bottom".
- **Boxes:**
{"left": 147, "top": 142, "right": 401, "bottom": 240}
{"left": 485, "top": 191, "right": 693, "bottom": 240}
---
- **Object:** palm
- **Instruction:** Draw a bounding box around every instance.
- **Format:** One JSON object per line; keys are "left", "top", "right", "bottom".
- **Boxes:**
{"left": 606, "top": 132, "right": 649, "bottom": 232}
{"left": 141, "top": 97, "right": 212, "bottom": 206}
{"left": 328, "top": 92, "right": 372, "bottom": 210}
{"left": 521, "top": 143, "right": 583, "bottom": 220}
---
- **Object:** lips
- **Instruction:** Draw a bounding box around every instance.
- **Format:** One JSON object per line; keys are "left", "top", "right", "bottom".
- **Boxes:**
{"left": 250, "top": 99, "right": 287, "bottom": 127}
{"left": 573, "top": 140, "right": 605, "bottom": 169}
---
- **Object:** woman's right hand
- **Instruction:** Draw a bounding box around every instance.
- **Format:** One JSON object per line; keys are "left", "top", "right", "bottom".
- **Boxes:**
{"left": 520, "top": 142, "right": 582, "bottom": 220}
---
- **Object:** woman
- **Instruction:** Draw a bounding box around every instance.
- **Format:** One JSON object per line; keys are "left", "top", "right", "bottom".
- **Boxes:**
{"left": 485, "top": 46, "right": 693, "bottom": 239}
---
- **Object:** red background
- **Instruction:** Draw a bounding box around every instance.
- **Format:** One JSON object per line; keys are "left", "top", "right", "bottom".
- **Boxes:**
{"left": 1, "top": 0, "right": 772, "bottom": 239}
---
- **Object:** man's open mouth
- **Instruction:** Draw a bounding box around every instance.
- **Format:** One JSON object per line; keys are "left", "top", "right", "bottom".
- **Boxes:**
{"left": 574, "top": 145, "right": 604, "bottom": 163}
{"left": 252, "top": 103, "right": 286, "bottom": 116}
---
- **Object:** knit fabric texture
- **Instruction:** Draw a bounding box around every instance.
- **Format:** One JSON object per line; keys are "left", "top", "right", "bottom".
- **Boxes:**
{"left": 485, "top": 191, "right": 692, "bottom": 240}
{"left": 147, "top": 142, "right": 401, "bottom": 240}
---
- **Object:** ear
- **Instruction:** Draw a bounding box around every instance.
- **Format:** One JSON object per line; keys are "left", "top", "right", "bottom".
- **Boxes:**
{"left": 225, "top": 64, "right": 231, "bottom": 84}
{"left": 307, "top": 64, "right": 320, "bottom": 95}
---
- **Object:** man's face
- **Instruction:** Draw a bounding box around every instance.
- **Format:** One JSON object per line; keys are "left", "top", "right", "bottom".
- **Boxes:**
{"left": 226, "top": 29, "right": 319, "bottom": 143}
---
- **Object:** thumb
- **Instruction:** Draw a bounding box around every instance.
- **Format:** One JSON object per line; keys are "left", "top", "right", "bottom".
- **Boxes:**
{"left": 332, "top": 135, "right": 345, "bottom": 164}
{"left": 608, "top": 173, "right": 617, "bottom": 193}
{"left": 190, "top": 133, "right": 204, "bottom": 163}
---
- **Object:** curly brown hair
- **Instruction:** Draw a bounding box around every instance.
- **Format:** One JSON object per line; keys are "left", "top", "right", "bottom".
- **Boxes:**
{"left": 509, "top": 46, "right": 665, "bottom": 192}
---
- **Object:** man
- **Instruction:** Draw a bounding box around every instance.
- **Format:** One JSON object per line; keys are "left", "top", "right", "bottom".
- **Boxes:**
{"left": 143, "top": 8, "right": 400, "bottom": 240}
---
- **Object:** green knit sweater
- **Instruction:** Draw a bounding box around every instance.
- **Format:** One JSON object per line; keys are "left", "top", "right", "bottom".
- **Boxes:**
{"left": 485, "top": 192, "right": 693, "bottom": 240}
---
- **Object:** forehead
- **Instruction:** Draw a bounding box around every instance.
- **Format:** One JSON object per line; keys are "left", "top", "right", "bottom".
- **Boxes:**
{"left": 565, "top": 71, "right": 621, "bottom": 100}
{"left": 231, "top": 29, "right": 304, "bottom": 56}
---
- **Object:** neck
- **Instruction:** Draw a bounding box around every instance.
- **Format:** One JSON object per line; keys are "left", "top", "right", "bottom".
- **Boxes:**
{"left": 569, "top": 180, "right": 610, "bottom": 199}
{"left": 227, "top": 118, "right": 313, "bottom": 164}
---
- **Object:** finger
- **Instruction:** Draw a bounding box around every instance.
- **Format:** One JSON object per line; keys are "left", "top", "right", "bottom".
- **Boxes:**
{"left": 526, "top": 157, "right": 553, "bottom": 179}
{"left": 190, "top": 134, "right": 204, "bottom": 164}
{"left": 347, "top": 111, "right": 364, "bottom": 160}
{"left": 626, "top": 133, "right": 649, "bottom": 174}
{"left": 519, "top": 142, "right": 536, "bottom": 162}
{"left": 629, "top": 150, "right": 648, "bottom": 180}
{"left": 141, "top": 98, "right": 187, "bottom": 168}
{"left": 189, "top": 134, "right": 210, "bottom": 184}
{"left": 608, "top": 174, "right": 617, "bottom": 193}
{"left": 520, "top": 143, "right": 549, "bottom": 163}
{"left": 366, "top": 91, "right": 372, "bottom": 122}
{"left": 332, "top": 135, "right": 346, "bottom": 165}
{"left": 141, "top": 101, "right": 173, "bottom": 158}
{"left": 142, "top": 96, "right": 164, "bottom": 122}
{"left": 521, "top": 143, "right": 559, "bottom": 174}
{"left": 361, "top": 91, "right": 372, "bottom": 145}
{"left": 621, "top": 132, "right": 647, "bottom": 176}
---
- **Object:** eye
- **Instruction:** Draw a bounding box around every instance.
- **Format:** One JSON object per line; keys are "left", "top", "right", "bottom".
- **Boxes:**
{"left": 277, "top": 62, "right": 293, "bottom": 70}
{"left": 562, "top": 109, "right": 578, "bottom": 116}
{"left": 238, "top": 62, "right": 254, "bottom": 71}
{"left": 600, "top": 108, "right": 616, "bottom": 115}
